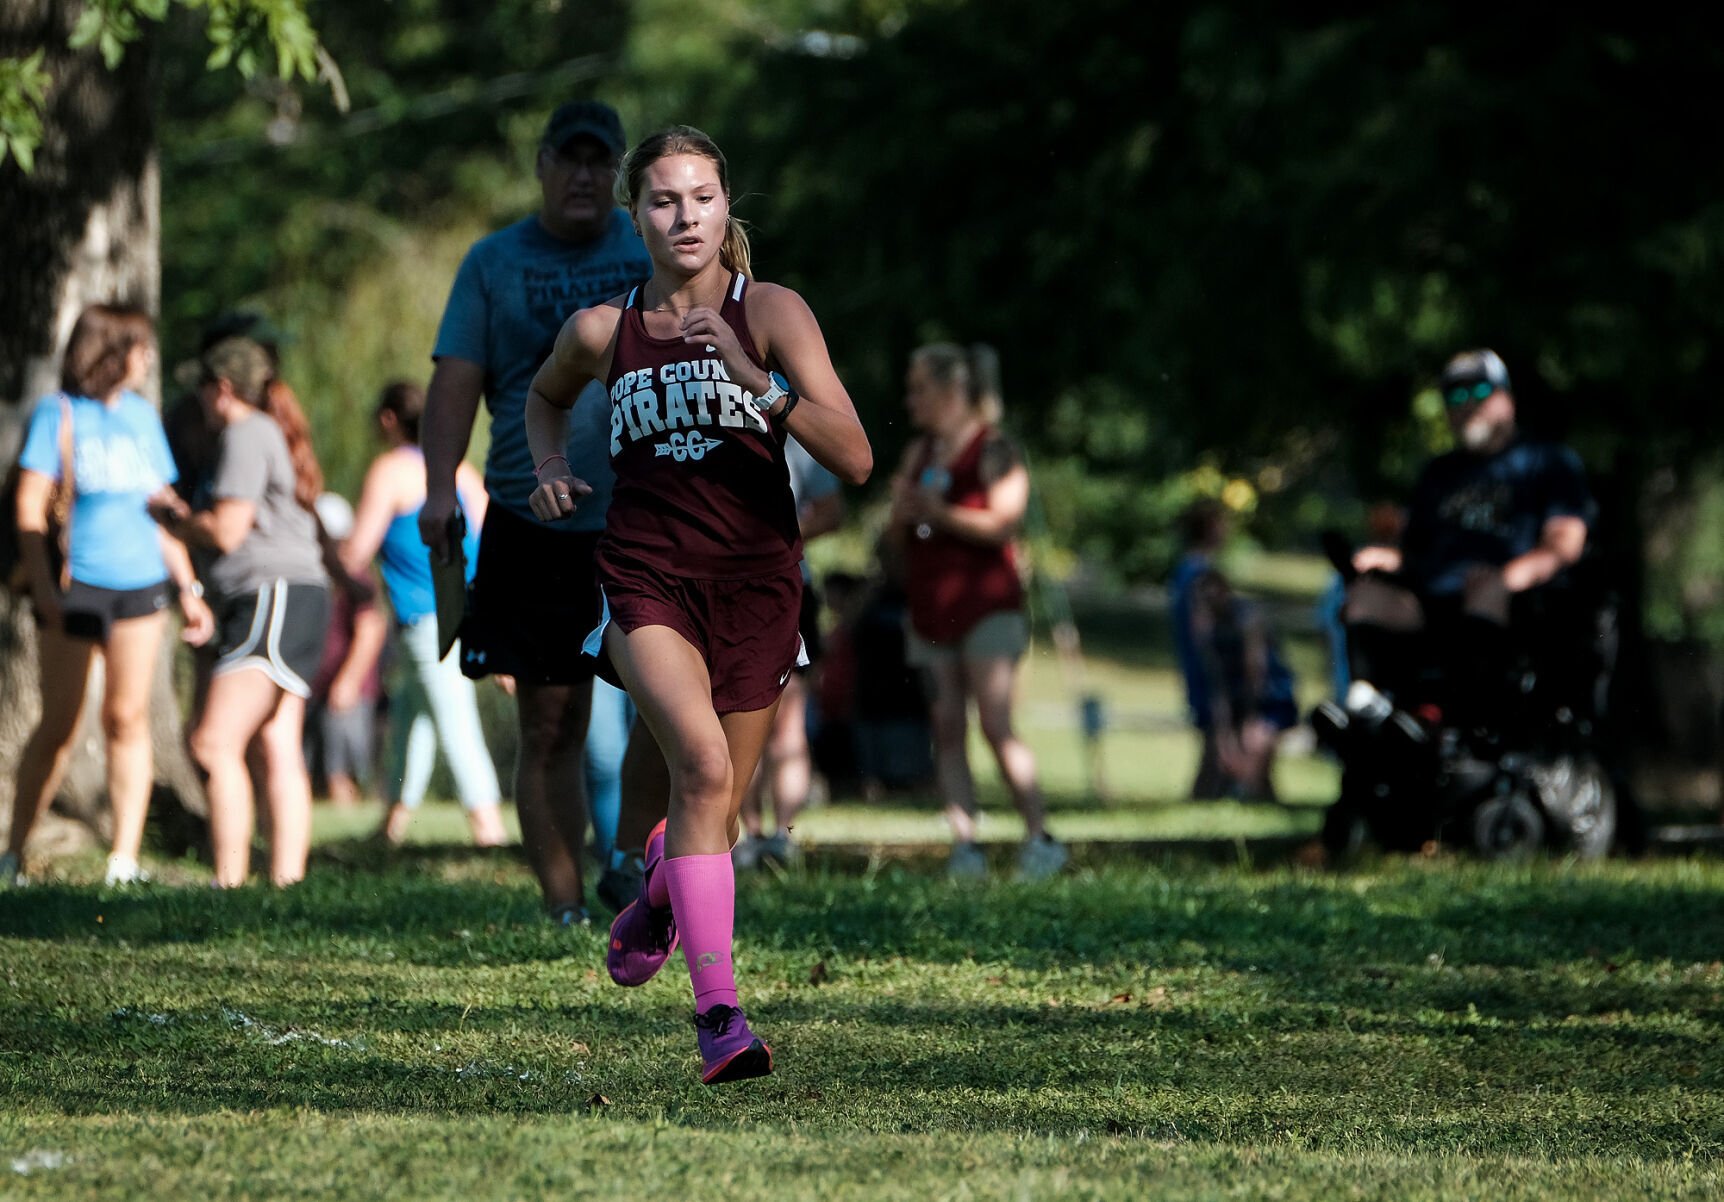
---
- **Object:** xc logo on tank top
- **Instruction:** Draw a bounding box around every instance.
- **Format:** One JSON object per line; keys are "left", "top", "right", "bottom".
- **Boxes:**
{"left": 655, "top": 431, "right": 725, "bottom": 463}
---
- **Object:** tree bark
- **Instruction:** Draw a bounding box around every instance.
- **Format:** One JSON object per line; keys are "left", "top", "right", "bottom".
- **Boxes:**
{"left": 1, "top": 3, "right": 204, "bottom": 854}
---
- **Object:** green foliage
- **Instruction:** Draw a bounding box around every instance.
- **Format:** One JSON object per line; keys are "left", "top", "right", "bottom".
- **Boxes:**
{"left": 2, "top": 0, "right": 330, "bottom": 171}
{"left": 1643, "top": 458, "right": 1724, "bottom": 644}
{"left": 68, "top": 0, "right": 170, "bottom": 68}
{"left": 197, "top": 0, "right": 322, "bottom": 82}
{"left": 0, "top": 49, "right": 49, "bottom": 170}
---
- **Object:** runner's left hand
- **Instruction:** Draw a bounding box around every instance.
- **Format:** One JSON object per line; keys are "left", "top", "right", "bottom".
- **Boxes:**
{"left": 679, "top": 307, "right": 757, "bottom": 389}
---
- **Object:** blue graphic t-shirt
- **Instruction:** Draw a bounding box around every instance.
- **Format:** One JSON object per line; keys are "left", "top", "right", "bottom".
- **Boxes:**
{"left": 1402, "top": 439, "right": 1595, "bottom": 596}
{"left": 20, "top": 391, "right": 178, "bottom": 591}
{"left": 432, "top": 211, "right": 652, "bottom": 530}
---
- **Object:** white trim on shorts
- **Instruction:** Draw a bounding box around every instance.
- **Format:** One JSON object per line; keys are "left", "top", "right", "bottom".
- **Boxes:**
{"left": 214, "top": 579, "right": 313, "bottom": 698}
{"left": 582, "top": 586, "right": 809, "bottom": 668}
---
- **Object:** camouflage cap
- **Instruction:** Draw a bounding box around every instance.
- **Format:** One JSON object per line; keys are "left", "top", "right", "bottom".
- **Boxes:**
{"left": 196, "top": 335, "right": 273, "bottom": 405}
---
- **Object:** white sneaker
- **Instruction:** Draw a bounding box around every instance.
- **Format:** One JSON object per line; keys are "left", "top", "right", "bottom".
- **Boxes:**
{"left": 946, "top": 842, "right": 988, "bottom": 880}
{"left": 104, "top": 854, "right": 151, "bottom": 887}
{"left": 0, "top": 851, "right": 23, "bottom": 887}
{"left": 1014, "top": 835, "right": 1069, "bottom": 882}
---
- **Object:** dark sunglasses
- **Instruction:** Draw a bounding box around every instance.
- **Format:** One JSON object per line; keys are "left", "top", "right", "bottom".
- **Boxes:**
{"left": 1444, "top": 380, "right": 1497, "bottom": 408}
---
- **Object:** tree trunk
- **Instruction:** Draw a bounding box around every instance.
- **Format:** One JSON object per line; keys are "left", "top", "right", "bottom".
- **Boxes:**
{"left": 0, "top": 3, "right": 204, "bottom": 855}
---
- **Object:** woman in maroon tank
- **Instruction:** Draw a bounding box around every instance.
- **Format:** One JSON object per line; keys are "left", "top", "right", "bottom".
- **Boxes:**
{"left": 524, "top": 125, "right": 871, "bottom": 1085}
{"left": 887, "top": 344, "right": 1065, "bottom": 883}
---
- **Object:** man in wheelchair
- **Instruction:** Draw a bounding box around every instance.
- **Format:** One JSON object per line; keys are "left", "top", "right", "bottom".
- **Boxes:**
{"left": 1343, "top": 348, "right": 1594, "bottom": 728}
{"left": 1313, "top": 348, "right": 1614, "bottom": 858}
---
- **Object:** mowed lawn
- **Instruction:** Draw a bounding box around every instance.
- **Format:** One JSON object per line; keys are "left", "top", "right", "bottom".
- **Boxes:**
{"left": 4, "top": 575, "right": 1721, "bottom": 1198}
{"left": 3, "top": 849, "right": 1723, "bottom": 1200}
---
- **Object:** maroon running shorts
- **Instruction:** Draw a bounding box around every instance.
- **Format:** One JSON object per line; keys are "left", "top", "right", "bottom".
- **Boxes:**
{"left": 589, "top": 554, "right": 804, "bottom": 715}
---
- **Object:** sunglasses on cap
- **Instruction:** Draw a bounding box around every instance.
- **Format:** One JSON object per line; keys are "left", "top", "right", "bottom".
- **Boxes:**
{"left": 1444, "top": 380, "right": 1497, "bottom": 408}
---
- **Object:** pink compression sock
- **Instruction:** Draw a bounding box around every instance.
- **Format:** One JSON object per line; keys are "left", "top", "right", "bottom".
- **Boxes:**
{"left": 647, "top": 867, "right": 672, "bottom": 910}
{"left": 659, "top": 852, "right": 739, "bottom": 1010}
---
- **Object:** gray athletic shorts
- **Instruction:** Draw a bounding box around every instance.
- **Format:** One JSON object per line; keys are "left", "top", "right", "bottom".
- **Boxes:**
{"left": 904, "top": 609, "right": 1029, "bottom": 668}
{"left": 213, "top": 579, "right": 331, "bottom": 698}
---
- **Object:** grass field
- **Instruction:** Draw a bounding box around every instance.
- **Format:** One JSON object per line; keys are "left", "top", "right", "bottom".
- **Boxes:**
{"left": 4, "top": 565, "right": 1721, "bottom": 1198}
{"left": 3, "top": 849, "right": 1722, "bottom": 1200}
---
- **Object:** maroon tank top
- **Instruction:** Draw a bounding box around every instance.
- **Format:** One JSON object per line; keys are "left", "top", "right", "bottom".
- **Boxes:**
{"left": 903, "top": 426, "right": 1025, "bottom": 643}
{"left": 598, "top": 272, "right": 802, "bottom": 580}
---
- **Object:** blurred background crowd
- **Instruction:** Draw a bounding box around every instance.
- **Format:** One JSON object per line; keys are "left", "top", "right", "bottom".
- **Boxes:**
{"left": 2, "top": 2, "right": 1721, "bottom": 886}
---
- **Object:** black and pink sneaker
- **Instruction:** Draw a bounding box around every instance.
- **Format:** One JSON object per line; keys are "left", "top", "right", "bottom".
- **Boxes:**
{"left": 694, "top": 1003, "right": 772, "bottom": 1085}
{"left": 606, "top": 819, "right": 677, "bottom": 987}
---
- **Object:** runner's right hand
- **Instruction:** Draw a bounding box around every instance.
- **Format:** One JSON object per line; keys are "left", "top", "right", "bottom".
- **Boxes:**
{"left": 528, "top": 469, "right": 592, "bottom": 523}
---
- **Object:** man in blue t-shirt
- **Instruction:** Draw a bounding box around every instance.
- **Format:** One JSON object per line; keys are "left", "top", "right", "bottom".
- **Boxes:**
{"left": 1343, "top": 349, "right": 1595, "bottom": 717}
{"left": 417, "top": 100, "right": 654, "bottom": 925}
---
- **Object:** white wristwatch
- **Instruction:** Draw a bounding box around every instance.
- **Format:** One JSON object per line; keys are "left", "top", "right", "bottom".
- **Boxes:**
{"left": 755, "top": 371, "right": 796, "bottom": 422}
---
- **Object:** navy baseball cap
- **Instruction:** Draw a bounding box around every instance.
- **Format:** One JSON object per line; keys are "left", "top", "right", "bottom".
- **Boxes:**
{"left": 541, "top": 101, "right": 625, "bottom": 158}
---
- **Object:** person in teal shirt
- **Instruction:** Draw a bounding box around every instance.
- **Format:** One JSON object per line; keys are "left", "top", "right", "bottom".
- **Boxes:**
{"left": 341, "top": 381, "right": 506, "bottom": 848}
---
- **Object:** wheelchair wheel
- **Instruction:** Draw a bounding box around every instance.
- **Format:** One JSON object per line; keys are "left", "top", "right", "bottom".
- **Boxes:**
{"left": 1471, "top": 791, "right": 1545, "bottom": 861}
{"left": 1531, "top": 753, "right": 1617, "bottom": 859}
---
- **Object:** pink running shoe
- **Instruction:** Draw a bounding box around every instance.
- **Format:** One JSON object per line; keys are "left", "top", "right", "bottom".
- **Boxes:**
{"left": 694, "top": 1003, "right": 773, "bottom": 1085}
{"left": 606, "top": 819, "right": 677, "bottom": 987}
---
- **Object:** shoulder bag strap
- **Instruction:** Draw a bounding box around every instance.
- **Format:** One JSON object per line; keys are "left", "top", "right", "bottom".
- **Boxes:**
{"left": 55, "top": 394, "right": 74, "bottom": 589}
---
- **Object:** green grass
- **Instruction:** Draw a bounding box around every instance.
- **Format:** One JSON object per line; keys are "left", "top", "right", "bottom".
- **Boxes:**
{"left": 3, "top": 849, "right": 1722, "bottom": 1200}
{"left": 5, "top": 573, "right": 1719, "bottom": 1198}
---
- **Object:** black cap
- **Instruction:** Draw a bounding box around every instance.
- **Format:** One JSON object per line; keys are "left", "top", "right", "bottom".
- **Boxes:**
{"left": 541, "top": 100, "right": 625, "bottom": 158}
{"left": 1439, "top": 348, "right": 1512, "bottom": 396}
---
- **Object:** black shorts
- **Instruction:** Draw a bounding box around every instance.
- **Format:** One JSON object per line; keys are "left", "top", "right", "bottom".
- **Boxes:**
{"left": 61, "top": 579, "right": 171, "bottom": 643}
{"left": 213, "top": 579, "right": 330, "bottom": 698}
{"left": 460, "top": 503, "right": 602, "bottom": 686}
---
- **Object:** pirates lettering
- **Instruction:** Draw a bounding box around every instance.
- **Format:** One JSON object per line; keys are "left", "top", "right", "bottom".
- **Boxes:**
{"left": 609, "top": 352, "right": 768, "bottom": 459}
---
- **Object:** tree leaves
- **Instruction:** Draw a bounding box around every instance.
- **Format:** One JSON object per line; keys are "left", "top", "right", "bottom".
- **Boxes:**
{"left": 0, "top": 50, "right": 49, "bottom": 171}
{"left": 2, "top": 0, "right": 333, "bottom": 171}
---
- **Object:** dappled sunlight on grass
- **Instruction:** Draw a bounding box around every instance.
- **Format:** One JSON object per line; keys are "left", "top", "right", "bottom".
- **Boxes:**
{"left": 1, "top": 857, "right": 1721, "bottom": 1199}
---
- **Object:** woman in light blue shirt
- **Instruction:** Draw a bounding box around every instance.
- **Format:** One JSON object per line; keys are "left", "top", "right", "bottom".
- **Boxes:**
{"left": 3, "top": 304, "right": 213, "bottom": 888}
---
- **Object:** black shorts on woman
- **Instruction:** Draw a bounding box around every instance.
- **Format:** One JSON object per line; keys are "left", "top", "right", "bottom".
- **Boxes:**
{"left": 459, "top": 501, "right": 603, "bottom": 687}
{"left": 212, "top": 578, "right": 330, "bottom": 698}
{"left": 58, "top": 578, "right": 172, "bottom": 643}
